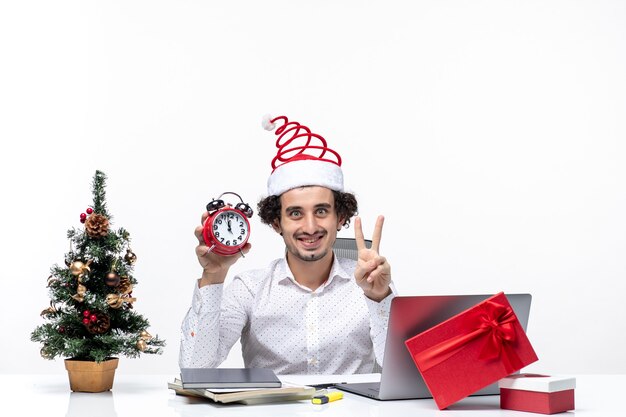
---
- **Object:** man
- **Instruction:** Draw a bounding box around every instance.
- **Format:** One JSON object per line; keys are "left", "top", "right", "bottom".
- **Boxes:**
{"left": 179, "top": 115, "right": 395, "bottom": 374}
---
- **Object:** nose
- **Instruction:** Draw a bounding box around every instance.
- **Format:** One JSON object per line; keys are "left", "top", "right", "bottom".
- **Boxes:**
{"left": 301, "top": 213, "right": 318, "bottom": 234}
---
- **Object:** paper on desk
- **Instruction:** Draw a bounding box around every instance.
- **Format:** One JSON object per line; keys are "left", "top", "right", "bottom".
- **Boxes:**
{"left": 207, "top": 382, "right": 304, "bottom": 393}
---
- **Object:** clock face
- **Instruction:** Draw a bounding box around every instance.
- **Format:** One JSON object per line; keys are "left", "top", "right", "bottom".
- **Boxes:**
{"left": 210, "top": 209, "right": 250, "bottom": 249}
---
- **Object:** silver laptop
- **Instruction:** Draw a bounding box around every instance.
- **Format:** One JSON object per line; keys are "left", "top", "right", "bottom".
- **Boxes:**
{"left": 335, "top": 293, "right": 533, "bottom": 400}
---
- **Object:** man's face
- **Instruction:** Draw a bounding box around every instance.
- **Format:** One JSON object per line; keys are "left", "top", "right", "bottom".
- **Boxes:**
{"left": 275, "top": 186, "right": 343, "bottom": 263}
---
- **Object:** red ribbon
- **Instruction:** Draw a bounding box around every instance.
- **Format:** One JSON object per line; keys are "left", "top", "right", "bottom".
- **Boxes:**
{"left": 412, "top": 300, "right": 524, "bottom": 374}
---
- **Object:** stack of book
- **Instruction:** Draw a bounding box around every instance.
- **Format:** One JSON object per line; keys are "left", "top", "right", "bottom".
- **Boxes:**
{"left": 168, "top": 368, "right": 316, "bottom": 405}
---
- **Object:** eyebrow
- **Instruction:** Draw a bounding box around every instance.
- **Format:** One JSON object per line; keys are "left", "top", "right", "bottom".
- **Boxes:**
{"left": 285, "top": 203, "right": 332, "bottom": 213}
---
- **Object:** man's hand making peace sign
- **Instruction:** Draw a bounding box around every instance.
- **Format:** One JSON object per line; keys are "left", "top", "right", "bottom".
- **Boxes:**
{"left": 353, "top": 215, "right": 392, "bottom": 302}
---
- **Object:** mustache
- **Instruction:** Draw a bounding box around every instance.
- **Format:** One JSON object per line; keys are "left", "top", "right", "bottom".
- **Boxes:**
{"left": 295, "top": 231, "right": 327, "bottom": 238}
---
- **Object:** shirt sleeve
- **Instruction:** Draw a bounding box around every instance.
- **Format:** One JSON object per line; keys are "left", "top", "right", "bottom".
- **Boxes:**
{"left": 178, "top": 278, "right": 250, "bottom": 368}
{"left": 364, "top": 282, "right": 397, "bottom": 367}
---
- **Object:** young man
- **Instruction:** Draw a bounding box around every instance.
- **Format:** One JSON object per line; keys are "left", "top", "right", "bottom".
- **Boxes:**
{"left": 179, "top": 115, "right": 395, "bottom": 374}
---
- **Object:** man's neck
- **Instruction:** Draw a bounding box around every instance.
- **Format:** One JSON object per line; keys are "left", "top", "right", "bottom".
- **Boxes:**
{"left": 286, "top": 252, "right": 334, "bottom": 291}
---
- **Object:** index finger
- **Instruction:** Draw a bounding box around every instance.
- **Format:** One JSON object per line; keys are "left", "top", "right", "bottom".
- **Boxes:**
{"left": 353, "top": 216, "right": 366, "bottom": 251}
{"left": 370, "top": 215, "right": 385, "bottom": 253}
{"left": 195, "top": 224, "right": 206, "bottom": 245}
{"left": 195, "top": 212, "right": 210, "bottom": 244}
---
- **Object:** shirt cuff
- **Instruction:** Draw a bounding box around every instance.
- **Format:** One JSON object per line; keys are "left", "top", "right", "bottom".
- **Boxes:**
{"left": 192, "top": 281, "right": 224, "bottom": 315}
{"left": 365, "top": 288, "right": 395, "bottom": 320}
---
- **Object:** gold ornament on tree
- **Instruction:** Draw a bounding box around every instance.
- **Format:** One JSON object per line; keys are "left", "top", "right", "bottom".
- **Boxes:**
{"left": 137, "top": 330, "right": 152, "bottom": 351}
{"left": 105, "top": 271, "right": 121, "bottom": 287}
{"left": 71, "top": 283, "right": 87, "bottom": 302}
{"left": 105, "top": 259, "right": 121, "bottom": 287}
{"left": 124, "top": 248, "right": 137, "bottom": 264}
{"left": 106, "top": 293, "right": 136, "bottom": 309}
{"left": 40, "top": 302, "right": 58, "bottom": 317}
{"left": 40, "top": 347, "right": 53, "bottom": 359}
{"left": 69, "top": 260, "right": 91, "bottom": 302}
{"left": 105, "top": 274, "right": 137, "bottom": 308}
{"left": 85, "top": 213, "right": 110, "bottom": 238}
{"left": 69, "top": 260, "right": 92, "bottom": 277}
{"left": 136, "top": 339, "right": 147, "bottom": 351}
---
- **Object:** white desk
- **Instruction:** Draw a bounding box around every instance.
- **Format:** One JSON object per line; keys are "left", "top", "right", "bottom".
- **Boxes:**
{"left": 2, "top": 374, "right": 623, "bottom": 416}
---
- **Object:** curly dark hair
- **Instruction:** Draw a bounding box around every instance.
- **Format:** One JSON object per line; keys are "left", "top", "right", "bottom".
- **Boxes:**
{"left": 257, "top": 188, "right": 358, "bottom": 229}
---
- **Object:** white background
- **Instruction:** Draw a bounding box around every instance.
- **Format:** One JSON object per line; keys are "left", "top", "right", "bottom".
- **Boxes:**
{"left": 1, "top": 1, "right": 624, "bottom": 376}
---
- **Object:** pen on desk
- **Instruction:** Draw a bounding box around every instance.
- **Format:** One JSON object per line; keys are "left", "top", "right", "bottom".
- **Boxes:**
{"left": 312, "top": 391, "right": 344, "bottom": 404}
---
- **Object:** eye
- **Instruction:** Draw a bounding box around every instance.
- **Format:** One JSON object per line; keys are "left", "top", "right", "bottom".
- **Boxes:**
{"left": 288, "top": 209, "right": 301, "bottom": 218}
{"left": 315, "top": 208, "right": 329, "bottom": 216}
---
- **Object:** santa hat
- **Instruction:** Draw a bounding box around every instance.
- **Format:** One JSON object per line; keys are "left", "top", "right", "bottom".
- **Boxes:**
{"left": 262, "top": 114, "right": 343, "bottom": 196}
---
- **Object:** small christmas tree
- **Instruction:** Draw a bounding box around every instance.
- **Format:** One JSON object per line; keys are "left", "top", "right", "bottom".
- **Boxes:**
{"left": 31, "top": 170, "right": 165, "bottom": 363}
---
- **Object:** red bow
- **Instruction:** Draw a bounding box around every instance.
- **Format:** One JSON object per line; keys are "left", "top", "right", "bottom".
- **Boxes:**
{"left": 412, "top": 300, "right": 523, "bottom": 374}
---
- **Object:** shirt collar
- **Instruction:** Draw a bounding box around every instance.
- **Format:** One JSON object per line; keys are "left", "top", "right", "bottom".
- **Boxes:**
{"left": 276, "top": 253, "right": 352, "bottom": 289}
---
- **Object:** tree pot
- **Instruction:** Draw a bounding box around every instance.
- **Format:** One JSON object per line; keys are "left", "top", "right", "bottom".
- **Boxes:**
{"left": 64, "top": 357, "right": 119, "bottom": 392}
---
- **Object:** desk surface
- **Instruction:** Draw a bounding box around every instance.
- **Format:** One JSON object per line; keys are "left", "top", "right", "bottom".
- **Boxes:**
{"left": 2, "top": 373, "right": 623, "bottom": 417}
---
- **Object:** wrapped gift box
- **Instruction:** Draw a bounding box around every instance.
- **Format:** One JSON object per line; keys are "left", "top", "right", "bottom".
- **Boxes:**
{"left": 499, "top": 373, "right": 576, "bottom": 414}
{"left": 404, "top": 292, "right": 538, "bottom": 410}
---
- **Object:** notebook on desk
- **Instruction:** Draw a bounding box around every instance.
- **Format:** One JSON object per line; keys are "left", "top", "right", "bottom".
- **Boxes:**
{"left": 180, "top": 367, "right": 282, "bottom": 389}
{"left": 335, "top": 293, "right": 533, "bottom": 401}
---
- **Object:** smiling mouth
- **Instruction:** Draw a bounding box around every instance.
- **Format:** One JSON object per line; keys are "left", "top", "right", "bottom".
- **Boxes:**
{"left": 302, "top": 237, "right": 319, "bottom": 244}
{"left": 297, "top": 233, "right": 325, "bottom": 247}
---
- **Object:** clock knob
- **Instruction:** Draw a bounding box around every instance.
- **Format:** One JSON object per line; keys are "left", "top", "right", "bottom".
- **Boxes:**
{"left": 235, "top": 202, "right": 253, "bottom": 218}
{"left": 206, "top": 199, "right": 225, "bottom": 212}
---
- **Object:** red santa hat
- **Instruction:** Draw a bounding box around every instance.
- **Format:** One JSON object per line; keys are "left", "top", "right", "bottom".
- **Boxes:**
{"left": 262, "top": 114, "right": 343, "bottom": 196}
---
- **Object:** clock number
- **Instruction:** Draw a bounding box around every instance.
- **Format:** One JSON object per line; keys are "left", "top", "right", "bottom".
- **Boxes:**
{"left": 240, "top": 228, "right": 245, "bottom": 234}
{"left": 225, "top": 240, "right": 231, "bottom": 246}
{"left": 238, "top": 236, "right": 242, "bottom": 241}
{"left": 216, "top": 219, "right": 222, "bottom": 225}
{"left": 215, "top": 231, "right": 220, "bottom": 238}
{"left": 239, "top": 221, "right": 244, "bottom": 227}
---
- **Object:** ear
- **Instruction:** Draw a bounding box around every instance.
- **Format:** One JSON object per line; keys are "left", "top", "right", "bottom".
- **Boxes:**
{"left": 271, "top": 220, "right": 282, "bottom": 236}
{"left": 336, "top": 216, "right": 346, "bottom": 232}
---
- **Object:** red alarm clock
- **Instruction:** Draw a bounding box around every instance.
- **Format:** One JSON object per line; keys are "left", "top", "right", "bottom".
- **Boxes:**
{"left": 202, "top": 192, "right": 253, "bottom": 256}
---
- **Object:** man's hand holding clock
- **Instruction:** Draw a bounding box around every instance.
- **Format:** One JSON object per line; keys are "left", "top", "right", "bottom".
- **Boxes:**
{"left": 195, "top": 211, "right": 251, "bottom": 287}
{"left": 195, "top": 192, "right": 253, "bottom": 287}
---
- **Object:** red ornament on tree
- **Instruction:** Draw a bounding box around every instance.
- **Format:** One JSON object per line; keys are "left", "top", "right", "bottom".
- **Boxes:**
{"left": 86, "top": 207, "right": 93, "bottom": 214}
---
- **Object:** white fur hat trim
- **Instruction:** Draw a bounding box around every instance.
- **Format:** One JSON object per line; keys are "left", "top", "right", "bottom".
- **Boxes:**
{"left": 267, "top": 158, "right": 344, "bottom": 196}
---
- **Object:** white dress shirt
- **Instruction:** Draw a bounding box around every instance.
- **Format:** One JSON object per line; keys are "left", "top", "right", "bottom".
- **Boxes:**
{"left": 179, "top": 255, "right": 395, "bottom": 374}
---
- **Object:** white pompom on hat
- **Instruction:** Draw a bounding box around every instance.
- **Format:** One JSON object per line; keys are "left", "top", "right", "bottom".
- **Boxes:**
{"left": 262, "top": 114, "right": 344, "bottom": 196}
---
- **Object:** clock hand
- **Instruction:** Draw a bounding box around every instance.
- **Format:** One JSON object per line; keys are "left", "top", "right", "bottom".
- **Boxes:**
{"left": 227, "top": 219, "right": 233, "bottom": 233}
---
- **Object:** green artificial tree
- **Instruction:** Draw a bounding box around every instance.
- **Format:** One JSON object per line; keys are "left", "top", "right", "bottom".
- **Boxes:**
{"left": 31, "top": 170, "right": 165, "bottom": 364}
